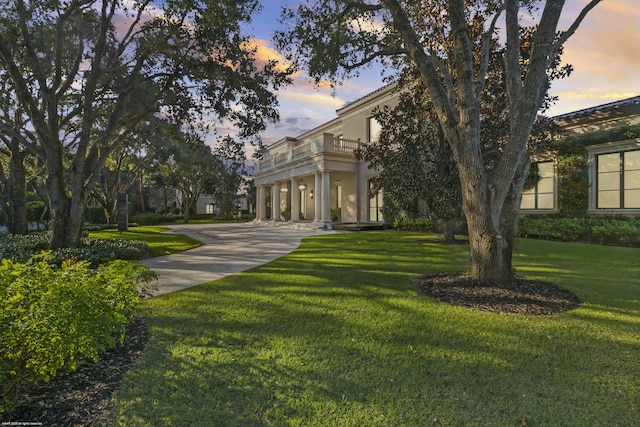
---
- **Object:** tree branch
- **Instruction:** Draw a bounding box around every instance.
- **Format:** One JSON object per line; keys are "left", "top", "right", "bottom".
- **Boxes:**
{"left": 503, "top": 0, "right": 523, "bottom": 106}
{"left": 381, "top": 0, "right": 458, "bottom": 127}
{"left": 447, "top": 0, "right": 479, "bottom": 127}
{"left": 339, "top": 47, "right": 408, "bottom": 70}
{"left": 551, "top": 0, "right": 602, "bottom": 59}
{"left": 476, "top": 4, "right": 504, "bottom": 99}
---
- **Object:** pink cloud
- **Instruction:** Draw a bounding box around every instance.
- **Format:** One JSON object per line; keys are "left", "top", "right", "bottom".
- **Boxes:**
{"left": 548, "top": 0, "right": 639, "bottom": 115}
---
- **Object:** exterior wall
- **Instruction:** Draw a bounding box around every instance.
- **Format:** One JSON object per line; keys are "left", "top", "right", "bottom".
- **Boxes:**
{"left": 195, "top": 195, "right": 215, "bottom": 215}
{"left": 195, "top": 195, "right": 251, "bottom": 215}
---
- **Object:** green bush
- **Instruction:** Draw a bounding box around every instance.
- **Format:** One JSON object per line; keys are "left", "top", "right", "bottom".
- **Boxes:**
{"left": 131, "top": 212, "right": 181, "bottom": 225}
{"left": 393, "top": 218, "right": 434, "bottom": 232}
{"left": 0, "top": 233, "right": 50, "bottom": 263}
{"left": 42, "top": 238, "right": 150, "bottom": 267}
{"left": 281, "top": 206, "right": 291, "bottom": 220}
{"left": 518, "top": 217, "right": 640, "bottom": 246}
{"left": 0, "top": 233, "right": 150, "bottom": 266}
{"left": 518, "top": 217, "right": 589, "bottom": 241}
{"left": 591, "top": 220, "right": 640, "bottom": 246}
{"left": 0, "top": 258, "right": 157, "bottom": 412}
{"left": 330, "top": 207, "right": 341, "bottom": 222}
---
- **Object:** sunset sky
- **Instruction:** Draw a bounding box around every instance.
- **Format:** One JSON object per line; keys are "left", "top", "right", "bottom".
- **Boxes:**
{"left": 243, "top": 0, "right": 640, "bottom": 146}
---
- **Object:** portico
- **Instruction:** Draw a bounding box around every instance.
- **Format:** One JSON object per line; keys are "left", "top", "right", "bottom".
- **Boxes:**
{"left": 253, "top": 84, "right": 400, "bottom": 229}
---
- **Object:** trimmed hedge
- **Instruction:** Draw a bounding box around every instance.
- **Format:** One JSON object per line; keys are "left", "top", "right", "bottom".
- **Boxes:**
{"left": 0, "top": 258, "right": 157, "bottom": 412}
{"left": 393, "top": 218, "right": 434, "bottom": 232}
{"left": 394, "top": 216, "right": 640, "bottom": 247}
{"left": 518, "top": 217, "right": 640, "bottom": 246}
{"left": 392, "top": 218, "right": 468, "bottom": 235}
{"left": 131, "top": 212, "right": 182, "bottom": 225}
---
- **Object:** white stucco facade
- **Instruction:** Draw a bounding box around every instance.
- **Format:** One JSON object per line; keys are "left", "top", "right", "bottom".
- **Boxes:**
{"left": 253, "top": 84, "right": 400, "bottom": 228}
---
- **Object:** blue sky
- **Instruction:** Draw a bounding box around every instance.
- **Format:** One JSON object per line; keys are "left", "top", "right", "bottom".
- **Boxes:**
{"left": 244, "top": 0, "right": 640, "bottom": 146}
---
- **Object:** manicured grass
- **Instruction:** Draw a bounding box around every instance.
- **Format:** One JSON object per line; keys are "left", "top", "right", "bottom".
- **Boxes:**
{"left": 111, "top": 232, "right": 639, "bottom": 426}
{"left": 89, "top": 226, "right": 202, "bottom": 257}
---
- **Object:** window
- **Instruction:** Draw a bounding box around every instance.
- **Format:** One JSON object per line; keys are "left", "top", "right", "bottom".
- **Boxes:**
{"left": 205, "top": 203, "right": 215, "bottom": 214}
{"left": 336, "top": 185, "right": 342, "bottom": 209}
{"left": 597, "top": 150, "right": 640, "bottom": 209}
{"left": 368, "top": 180, "right": 383, "bottom": 222}
{"left": 521, "top": 161, "right": 556, "bottom": 210}
{"left": 368, "top": 117, "right": 382, "bottom": 142}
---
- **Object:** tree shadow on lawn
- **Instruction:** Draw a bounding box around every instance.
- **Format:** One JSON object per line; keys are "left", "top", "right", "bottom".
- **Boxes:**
{"left": 109, "top": 276, "right": 640, "bottom": 425}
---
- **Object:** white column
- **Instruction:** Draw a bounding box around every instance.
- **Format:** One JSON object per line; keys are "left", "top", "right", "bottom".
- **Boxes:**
{"left": 256, "top": 185, "right": 264, "bottom": 220}
{"left": 314, "top": 173, "right": 321, "bottom": 222}
{"left": 321, "top": 171, "right": 331, "bottom": 222}
{"left": 272, "top": 183, "right": 280, "bottom": 221}
{"left": 256, "top": 185, "right": 262, "bottom": 221}
{"left": 291, "top": 178, "right": 299, "bottom": 221}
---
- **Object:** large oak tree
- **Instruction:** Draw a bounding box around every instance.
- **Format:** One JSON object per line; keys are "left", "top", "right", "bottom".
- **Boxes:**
{"left": 0, "top": 0, "right": 292, "bottom": 248}
{"left": 276, "top": 0, "right": 601, "bottom": 282}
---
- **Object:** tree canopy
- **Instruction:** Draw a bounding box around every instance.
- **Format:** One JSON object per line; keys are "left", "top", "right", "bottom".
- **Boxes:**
{"left": 0, "top": 0, "right": 292, "bottom": 247}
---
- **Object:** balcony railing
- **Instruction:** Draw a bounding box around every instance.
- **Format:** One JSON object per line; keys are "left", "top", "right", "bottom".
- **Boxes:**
{"left": 332, "top": 137, "right": 360, "bottom": 152}
{"left": 256, "top": 134, "right": 362, "bottom": 173}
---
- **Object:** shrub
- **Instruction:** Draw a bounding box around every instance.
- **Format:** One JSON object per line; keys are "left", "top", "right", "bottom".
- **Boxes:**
{"left": 518, "top": 217, "right": 589, "bottom": 241}
{"left": 591, "top": 220, "right": 640, "bottom": 246}
{"left": 0, "top": 258, "right": 157, "bottom": 412}
{"left": 0, "top": 233, "right": 50, "bottom": 263}
{"left": 330, "top": 207, "right": 341, "bottom": 222}
{"left": 131, "top": 212, "right": 181, "bottom": 225}
{"left": 0, "top": 233, "right": 150, "bottom": 267}
{"left": 518, "top": 217, "right": 640, "bottom": 246}
{"left": 281, "top": 206, "right": 291, "bottom": 220}
{"left": 393, "top": 218, "right": 434, "bottom": 232}
{"left": 42, "top": 238, "right": 150, "bottom": 267}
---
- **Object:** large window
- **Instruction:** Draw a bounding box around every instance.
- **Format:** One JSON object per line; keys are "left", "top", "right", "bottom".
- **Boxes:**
{"left": 205, "top": 203, "right": 215, "bottom": 214}
{"left": 521, "top": 161, "right": 556, "bottom": 210}
{"left": 597, "top": 150, "right": 640, "bottom": 209}
{"left": 368, "top": 180, "right": 383, "bottom": 222}
{"left": 368, "top": 117, "right": 382, "bottom": 143}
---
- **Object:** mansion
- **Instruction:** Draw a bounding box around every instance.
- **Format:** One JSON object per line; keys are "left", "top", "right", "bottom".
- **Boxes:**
{"left": 253, "top": 84, "right": 640, "bottom": 228}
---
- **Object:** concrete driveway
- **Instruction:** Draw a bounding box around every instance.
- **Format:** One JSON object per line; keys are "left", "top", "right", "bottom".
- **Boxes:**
{"left": 140, "top": 223, "right": 338, "bottom": 296}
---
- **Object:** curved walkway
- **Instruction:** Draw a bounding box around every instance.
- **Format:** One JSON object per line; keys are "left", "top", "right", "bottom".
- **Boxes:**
{"left": 140, "top": 223, "right": 339, "bottom": 296}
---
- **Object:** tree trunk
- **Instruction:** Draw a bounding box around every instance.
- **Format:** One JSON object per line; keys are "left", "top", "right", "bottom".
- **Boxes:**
{"left": 459, "top": 150, "right": 530, "bottom": 283}
{"left": 139, "top": 171, "right": 145, "bottom": 213}
{"left": 46, "top": 143, "right": 86, "bottom": 249}
{"left": 446, "top": 119, "right": 518, "bottom": 283}
{"left": 463, "top": 200, "right": 516, "bottom": 282}
{"left": 441, "top": 218, "right": 457, "bottom": 244}
{"left": 182, "top": 195, "right": 191, "bottom": 223}
{"left": 7, "top": 148, "right": 28, "bottom": 235}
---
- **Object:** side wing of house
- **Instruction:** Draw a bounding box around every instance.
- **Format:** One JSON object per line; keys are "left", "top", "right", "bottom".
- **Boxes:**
{"left": 557, "top": 96, "right": 640, "bottom": 216}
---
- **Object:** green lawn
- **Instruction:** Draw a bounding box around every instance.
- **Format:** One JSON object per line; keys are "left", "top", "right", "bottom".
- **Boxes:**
{"left": 111, "top": 232, "right": 639, "bottom": 426}
{"left": 89, "top": 226, "right": 202, "bottom": 257}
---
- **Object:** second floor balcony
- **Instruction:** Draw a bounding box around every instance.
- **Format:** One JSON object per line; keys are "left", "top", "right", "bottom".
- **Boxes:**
{"left": 256, "top": 134, "right": 362, "bottom": 174}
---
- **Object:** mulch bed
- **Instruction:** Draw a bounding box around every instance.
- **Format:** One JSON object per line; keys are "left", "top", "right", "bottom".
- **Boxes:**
{"left": 0, "top": 316, "right": 150, "bottom": 427}
{"left": 414, "top": 272, "right": 582, "bottom": 315}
